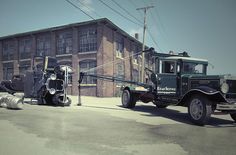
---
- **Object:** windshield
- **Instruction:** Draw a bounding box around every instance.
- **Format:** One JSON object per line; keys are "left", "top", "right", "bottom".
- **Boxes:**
{"left": 182, "top": 62, "right": 205, "bottom": 74}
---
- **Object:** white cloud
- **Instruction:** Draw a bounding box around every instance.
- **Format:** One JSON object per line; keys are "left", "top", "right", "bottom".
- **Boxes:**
{"left": 78, "top": 0, "right": 94, "bottom": 13}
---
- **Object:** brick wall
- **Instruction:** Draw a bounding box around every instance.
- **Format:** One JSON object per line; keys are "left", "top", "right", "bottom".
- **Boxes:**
{"left": 0, "top": 19, "right": 145, "bottom": 97}
{"left": 72, "top": 27, "right": 79, "bottom": 95}
{"left": 101, "top": 25, "right": 115, "bottom": 97}
{"left": 96, "top": 24, "right": 104, "bottom": 97}
{"left": 124, "top": 38, "right": 131, "bottom": 81}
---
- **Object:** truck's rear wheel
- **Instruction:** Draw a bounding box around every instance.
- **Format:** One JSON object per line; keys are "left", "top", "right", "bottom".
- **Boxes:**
{"left": 188, "top": 95, "right": 212, "bottom": 126}
{"left": 230, "top": 113, "right": 236, "bottom": 122}
{"left": 122, "top": 89, "right": 136, "bottom": 108}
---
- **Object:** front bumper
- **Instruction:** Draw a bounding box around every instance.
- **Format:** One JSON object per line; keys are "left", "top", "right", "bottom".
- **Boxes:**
{"left": 216, "top": 102, "right": 236, "bottom": 110}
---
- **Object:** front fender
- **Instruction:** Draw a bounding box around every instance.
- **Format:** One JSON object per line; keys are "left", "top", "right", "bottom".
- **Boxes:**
{"left": 179, "top": 86, "right": 227, "bottom": 106}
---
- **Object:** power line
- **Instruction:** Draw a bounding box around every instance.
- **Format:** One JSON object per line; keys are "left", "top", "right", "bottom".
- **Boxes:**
{"left": 65, "top": 0, "right": 95, "bottom": 20}
{"left": 76, "top": 0, "right": 102, "bottom": 18}
{"left": 152, "top": 7, "right": 168, "bottom": 37}
{"left": 110, "top": 0, "right": 143, "bottom": 24}
{"left": 128, "top": 0, "right": 143, "bottom": 17}
{"left": 147, "top": 29, "right": 163, "bottom": 53}
{"left": 98, "top": 0, "right": 142, "bottom": 27}
{"left": 137, "top": 0, "right": 167, "bottom": 51}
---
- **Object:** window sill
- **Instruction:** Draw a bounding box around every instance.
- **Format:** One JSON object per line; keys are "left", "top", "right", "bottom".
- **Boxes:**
{"left": 56, "top": 54, "right": 72, "bottom": 57}
{"left": 2, "top": 60, "right": 14, "bottom": 63}
{"left": 78, "top": 51, "right": 97, "bottom": 55}
{"left": 34, "top": 57, "right": 44, "bottom": 60}
{"left": 79, "top": 84, "right": 97, "bottom": 86}
{"left": 116, "top": 56, "right": 124, "bottom": 59}
{"left": 116, "top": 85, "right": 125, "bottom": 88}
{"left": 19, "top": 58, "right": 31, "bottom": 61}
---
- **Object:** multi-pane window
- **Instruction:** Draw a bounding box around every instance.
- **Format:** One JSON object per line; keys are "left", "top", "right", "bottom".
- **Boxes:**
{"left": 58, "top": 61, "right": 72, "bottom": 84}
{"left": 116, "top": 34, "right": 124, "bottom": 58}
{"left": 79, "top": 27, "right": 97, "bottom": 52}
{"left": 132, "top": 69, "right": 139, "bottom": 82}
{"left": 19, "top": 38, "right": 32, "bottom": 59}
{"left": 36, "top": 34, "right": 51, "bottom": 56}
{"left": 79, "top": 60, "right": 96, "bottom": 84}
{"left": 2, "top": 40, "right": 15, "bottom": 61}
{"left": 116, "top": 62, "right": 125, "bottom": 86}
{"left": 3, "top": 63, "right": 13, "bottom": 80}
{"left": 56, "top": 30, "right": 72, "bottom": 55}
{"left": 132, "top": 44, "right": 141, "bottom": 64}
{"left": 19, "top": 61, "right": 31, "bottom": 74}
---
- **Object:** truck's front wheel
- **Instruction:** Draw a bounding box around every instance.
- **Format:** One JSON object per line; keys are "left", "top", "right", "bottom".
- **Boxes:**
{"left": 122, "top": 89, "right": 136, "bottom": 108}
{"left": 188, "top": 95, "right": 212, "bottom": 126}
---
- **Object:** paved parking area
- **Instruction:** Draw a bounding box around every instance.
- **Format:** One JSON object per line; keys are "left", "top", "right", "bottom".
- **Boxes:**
{"left": 0, "top": 95, "right": 236, "bottom": 155}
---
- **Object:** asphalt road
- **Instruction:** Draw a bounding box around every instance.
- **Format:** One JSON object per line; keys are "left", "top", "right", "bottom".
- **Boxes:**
{"left": 0, "top": 96, "right": 235, "bottom": 155}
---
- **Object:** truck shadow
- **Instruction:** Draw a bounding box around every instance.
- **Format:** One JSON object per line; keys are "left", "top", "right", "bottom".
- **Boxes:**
{"left": 132, "top": 105, "right": 235, "bottom": 127}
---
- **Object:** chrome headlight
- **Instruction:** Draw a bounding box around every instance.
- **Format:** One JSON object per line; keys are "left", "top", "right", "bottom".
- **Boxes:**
{"left": 221, "top": 82, "right": 229, "bottom": 93}
{"left": 49, "top": 88, "right": 56, "bottom": 95}
{"left": 50, "top": 74, "right": 57, "bottom": 80}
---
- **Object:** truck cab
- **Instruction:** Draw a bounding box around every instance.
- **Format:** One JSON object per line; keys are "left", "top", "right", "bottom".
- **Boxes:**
{"left": 156, "top": 56, "right": 208, "bottom": 98}
{"left": 122, "top": 52, "right": 236, "bottom": 125}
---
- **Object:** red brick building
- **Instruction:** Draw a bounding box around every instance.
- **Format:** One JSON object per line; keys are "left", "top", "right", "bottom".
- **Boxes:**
{"left": 0, "top": 18, "right": 152, "bottom": 97}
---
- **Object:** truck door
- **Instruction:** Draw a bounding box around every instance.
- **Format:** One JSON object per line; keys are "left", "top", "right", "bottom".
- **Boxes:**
{"left": 157, "top": 60, "right": 178, "bottom": 96}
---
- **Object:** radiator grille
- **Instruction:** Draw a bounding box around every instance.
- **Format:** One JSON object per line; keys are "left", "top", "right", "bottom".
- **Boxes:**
{"left": 48, "top": 80, "right": 63, "bottom": 91}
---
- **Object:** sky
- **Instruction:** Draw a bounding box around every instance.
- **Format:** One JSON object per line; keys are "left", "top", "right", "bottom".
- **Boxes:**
{"left": 0, "top": 0, "right": 236, "bottom": 75}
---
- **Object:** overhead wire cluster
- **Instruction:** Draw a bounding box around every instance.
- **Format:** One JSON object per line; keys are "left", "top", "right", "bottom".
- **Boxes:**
{"left": 65, "top": 0, "right": 166, "bottom": 53}
{"left": 97, "top": 0, "right": 142, "bottom": 27}
{"left": 65, "top": 0, "right": 95, "bottom": 20}
{"left": 76, "top": 0, "right": 102, "bottom": 18}
{"left": 66, "top": 0, "right": 168, "bottom": 60}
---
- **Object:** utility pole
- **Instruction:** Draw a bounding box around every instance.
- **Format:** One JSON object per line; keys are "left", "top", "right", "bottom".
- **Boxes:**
{"left": 137, "top": 6, "right": 154, "bottom": 83}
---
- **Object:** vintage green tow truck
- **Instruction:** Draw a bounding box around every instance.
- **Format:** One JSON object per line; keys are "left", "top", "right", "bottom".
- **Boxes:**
{"left": 80, "top": 50, "right": 236, "bottom": 125}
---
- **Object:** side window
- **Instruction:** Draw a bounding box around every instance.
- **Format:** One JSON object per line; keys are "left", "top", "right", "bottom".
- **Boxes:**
{"left": 79, "top": 60, "right": 97, "bottom": 84}
{"left": 161, "top": 61, "right": 176, "bottom": 74}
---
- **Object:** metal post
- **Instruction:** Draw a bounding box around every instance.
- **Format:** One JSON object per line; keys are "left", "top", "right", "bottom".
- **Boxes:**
{"left": 137, "top": 6, "right": 154, "bottom": 83}
{"left": 78, "top": 83, "right": 82, "bottom": 106}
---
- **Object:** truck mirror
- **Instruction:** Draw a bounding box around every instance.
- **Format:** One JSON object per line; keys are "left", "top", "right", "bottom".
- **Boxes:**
{"left": 177, "top": 65, "right": 180, "bottom": 73}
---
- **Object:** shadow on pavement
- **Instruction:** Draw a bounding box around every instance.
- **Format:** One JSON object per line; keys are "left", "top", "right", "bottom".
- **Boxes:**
{"left": 83, "top": 105, "right": 130, "bottom": 111}
{"left": 132, "top": 105, "right": 236, "bottom": 127}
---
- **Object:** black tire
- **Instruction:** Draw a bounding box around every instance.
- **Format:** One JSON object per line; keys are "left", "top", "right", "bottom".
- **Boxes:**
{"left": 52, "top": 93, "right": 71, "bottom": 106}
{"left": 122, "top": 89, "right": 136, "bottom": 108}
{"left": 230, "top": 113, "right": 236, "bottom": 122}
{"left": 187, "top": 94, "right": 212, "bottom": 126}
